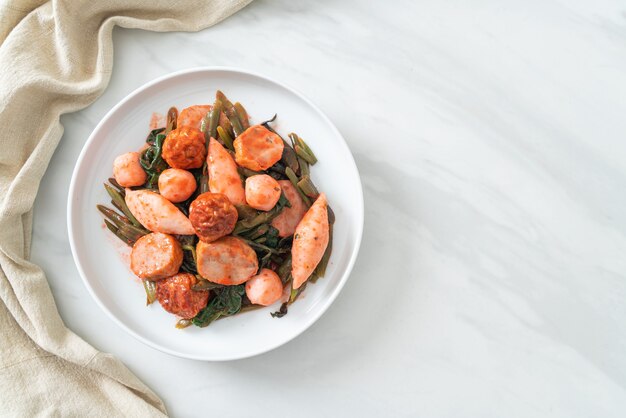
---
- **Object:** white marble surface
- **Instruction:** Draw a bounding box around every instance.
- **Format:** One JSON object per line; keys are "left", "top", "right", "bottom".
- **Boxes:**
{"left": 31, "top": 0, "right": 626, "bottom": 416}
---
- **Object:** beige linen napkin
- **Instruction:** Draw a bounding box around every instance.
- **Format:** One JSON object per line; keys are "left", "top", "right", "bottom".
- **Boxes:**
{"left": 0, "top": 0, "right": 251, "bottom": 415}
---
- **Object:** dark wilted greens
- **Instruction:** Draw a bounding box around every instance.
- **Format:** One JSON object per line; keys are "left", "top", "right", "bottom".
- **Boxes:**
{"left": 178, "top": 234, "right": 199, "bottom": 275}
{"left": 139, "top": 128, "right": 168, "bottom": 188}
{"left": 276, "top": 255, "right": 292, "bottom": 284}
{"left": 192, "top": 285, "right": 246, "bottom": 327}
{"left": 233, "top": 192, "right": 291, "bottom": 235}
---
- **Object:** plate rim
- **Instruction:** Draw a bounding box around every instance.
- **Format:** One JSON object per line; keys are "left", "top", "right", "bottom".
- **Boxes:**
{"left": 67, "top": 66, "right": 364, "bottom": 361}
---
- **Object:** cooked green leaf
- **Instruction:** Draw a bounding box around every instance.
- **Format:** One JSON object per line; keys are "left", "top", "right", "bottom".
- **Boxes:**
{"left": 191, "top": 285, "right": 245, "bottom": 327}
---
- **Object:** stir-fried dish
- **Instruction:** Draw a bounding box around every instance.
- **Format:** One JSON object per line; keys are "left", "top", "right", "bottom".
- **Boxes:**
{"left": 98, "top": 90, "right": 334, "bottom": 328}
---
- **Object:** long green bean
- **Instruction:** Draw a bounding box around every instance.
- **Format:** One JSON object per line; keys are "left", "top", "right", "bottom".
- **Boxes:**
{"left": 217, "top": 125, "right": 234, "bottom": 151}
{"left": 289, "top": 282, "right": 306, "bottom": 304}
{"left": 298, "top": 156, "right": 309, "bottom": 176}
{"left": 234, "top": 102, "right": 250, "bottom": 130}
{"left": 104, "top": 220, "right": 132, "bottom": 246}
{"left": 111, "top": 199, "right": 125, "bottom": 214}
{"left": 219, "top": 111, "right": 235, "bottom": 138}
{"left": 143, "top": 280, "right": 157, "bottom": 305}
{"left": 103, "top": 183, "right": 142, "bottom": 227}
{"left": 295, "top": 145, "right": 317, "bottom": 165}
{"left": 165, "top": 107, "right": 178, "bottom": 134}
{"left": 105, "top": 220, "right": 144, "bottom": 244}
{"left": 290, "top": 133, "right": 318, "bottom": 164}
{"left": 97, "top": 204, "right": 129, "bottom": 226}
{"left": 207, "top": 100, "right": 222, "bottom": 140}
{"left": 285, "top": 167, "right": 311, "bottom": 206}
{"left": 97, "top": 205, "right": 147, "bottom": 236}
{"left": 228, "top": 113, "right": 244, "bottom": 137}
{"left": 297, "top": 175, "right": 319, "bottom": 198}
{"left": 107, "top": 177, "right": 125, "bottom": 194}
{"left": 216, "top": 90, "right": 234, "bottom": 110}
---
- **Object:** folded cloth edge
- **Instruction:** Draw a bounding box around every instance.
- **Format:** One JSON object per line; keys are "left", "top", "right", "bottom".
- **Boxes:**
{"left": 0, "top": 0, "right": 253, "bottom": 415}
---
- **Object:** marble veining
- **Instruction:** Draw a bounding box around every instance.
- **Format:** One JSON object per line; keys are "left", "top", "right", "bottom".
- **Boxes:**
{"left": 31, "top": 0, "right": 626, "bottom": 416}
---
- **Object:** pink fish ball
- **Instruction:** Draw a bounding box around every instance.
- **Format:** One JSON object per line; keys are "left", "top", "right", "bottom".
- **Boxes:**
{"left": 245, "top": 269, "right": 283, "bottom": 306}
{"left": 113, "top": 152, "right": 147, "bottom": 187}
{"left": 245, "top": 174, "right": 281, "bottom": 211}
{"left": 158, "top": 168, "right": 197, "bottom": 203}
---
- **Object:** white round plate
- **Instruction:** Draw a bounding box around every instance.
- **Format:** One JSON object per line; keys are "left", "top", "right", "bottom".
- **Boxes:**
{"left": 68, "top": 67, "right": 364, "bottom": 361}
